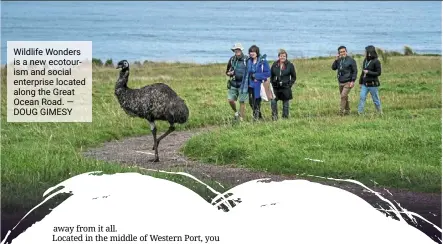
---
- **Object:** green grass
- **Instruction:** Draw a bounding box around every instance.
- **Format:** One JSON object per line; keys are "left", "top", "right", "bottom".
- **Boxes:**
{"left": 183, "top": 112, "right": 441, "bottom": 192}
{"left": 1, "top": 55, "right": 441, "bottom": 219}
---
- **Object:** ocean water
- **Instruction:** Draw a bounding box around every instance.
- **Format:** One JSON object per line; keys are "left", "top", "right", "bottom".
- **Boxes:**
{"left": 1, "top": 1, "right": 441, "bottom": 64}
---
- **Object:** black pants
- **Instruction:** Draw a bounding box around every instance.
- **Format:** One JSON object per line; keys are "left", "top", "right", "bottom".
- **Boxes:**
{"left": 271, "top": 99, "right": 289, "bottom": 120}
{"left": 271, "top": 87, "right": 292, "bottom": 120}
{"left": 248, "top": 87, "right": 262, "bottom": 119}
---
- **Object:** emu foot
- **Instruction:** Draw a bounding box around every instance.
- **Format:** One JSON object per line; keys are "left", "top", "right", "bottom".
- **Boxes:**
{"left": 150, "top": 155, "right": 159, "bottom": 162}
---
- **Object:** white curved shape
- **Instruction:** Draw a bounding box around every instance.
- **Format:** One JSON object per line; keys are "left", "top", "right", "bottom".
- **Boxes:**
{"left": 2, "top": 171, "right": 439, "bottom": 244}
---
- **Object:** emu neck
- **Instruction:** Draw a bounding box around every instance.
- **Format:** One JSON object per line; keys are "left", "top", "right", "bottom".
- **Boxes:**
{"left": 115, "top": 69, "right": 129, "bottom": 90}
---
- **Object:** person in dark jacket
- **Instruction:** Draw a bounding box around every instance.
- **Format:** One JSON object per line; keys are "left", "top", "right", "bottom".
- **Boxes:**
{"left": 270, "top": 49, "right": 296, "bottom": 120}
{"left": 357, "top": 45, "right": 382, "bottom": 114}
{"left": 226, "top": 43, "right": 248, "bottom": 121}
{"left": 331, "top": 45, "right": 358, "bottom": 115}
{"left": 241, "top": 45, "right": 271, "bottom": 120}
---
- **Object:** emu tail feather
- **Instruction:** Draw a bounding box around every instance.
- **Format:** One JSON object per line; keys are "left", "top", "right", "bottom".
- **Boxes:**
{"left": 173, "top": 99, "right": 189, "bottom": 124}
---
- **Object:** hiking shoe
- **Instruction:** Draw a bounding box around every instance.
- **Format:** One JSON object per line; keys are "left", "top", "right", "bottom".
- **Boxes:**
{"left": 376, "top": 108, "right": 383, "bottom": 115}
{"left": 234, "top": 112, "right": 239, "bottom": 120}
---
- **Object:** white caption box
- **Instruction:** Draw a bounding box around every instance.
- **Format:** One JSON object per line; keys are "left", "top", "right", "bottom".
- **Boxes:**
{"left": 7, "top": 41, "right": 92, "bottom": 122}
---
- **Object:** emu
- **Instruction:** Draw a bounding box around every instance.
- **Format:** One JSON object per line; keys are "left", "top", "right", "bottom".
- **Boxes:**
{"left": 115, "top": 60, "right": 189, "bottom": 162}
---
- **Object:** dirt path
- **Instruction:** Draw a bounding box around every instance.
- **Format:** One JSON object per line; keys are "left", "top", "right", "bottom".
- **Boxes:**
{"left": 83, "top": 127, "right": 442, "bottom": 242}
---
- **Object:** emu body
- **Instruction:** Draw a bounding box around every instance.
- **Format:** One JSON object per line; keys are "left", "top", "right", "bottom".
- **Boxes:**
{"left": 115, "top": 60, "right": 189, "bottom": 162}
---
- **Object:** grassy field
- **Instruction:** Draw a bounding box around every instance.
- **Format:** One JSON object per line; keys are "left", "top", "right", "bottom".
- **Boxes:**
{"left": 1, "top": 54, "right": 441, "bottom": 220}
{"left": 182, "top": 55, "right": 442, "bottom": 192}
{"left": 183, "top": 55, "right": 442, "bottom": 192}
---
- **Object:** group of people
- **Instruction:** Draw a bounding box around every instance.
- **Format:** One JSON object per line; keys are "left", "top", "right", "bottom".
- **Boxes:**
{"left": 332, "top": 45, "right": 383, "bottom": 116}
{"left": 224, "top": 43, "right": 383, "bottom": 121}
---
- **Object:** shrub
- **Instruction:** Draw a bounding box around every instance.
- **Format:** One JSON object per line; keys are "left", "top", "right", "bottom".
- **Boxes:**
{"left": 376, "top": 47, "right": 389, "bottom": 64}
{"left": 386, "top": 51, "right": 402, "bottom": 56}
{"left": 92, "top": 58, "right": 103, "bottom": 66}
{"left": 404, "top": 45, "right": 414, "bottom": 56}
{"left": 105, "top": 59, "right": 114, "bottom": 67}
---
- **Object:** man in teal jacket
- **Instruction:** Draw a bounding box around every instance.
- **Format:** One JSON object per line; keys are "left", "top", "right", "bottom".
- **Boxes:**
{"left": 226, "top": 43, "right": 248, "bottom": 121}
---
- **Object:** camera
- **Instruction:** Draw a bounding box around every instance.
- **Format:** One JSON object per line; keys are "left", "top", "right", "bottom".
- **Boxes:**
{"left": 228, "top": 68, "right": 235, "bottom": 77}
{"left": 274, "top": 76, "right": 282, "bottom": 86}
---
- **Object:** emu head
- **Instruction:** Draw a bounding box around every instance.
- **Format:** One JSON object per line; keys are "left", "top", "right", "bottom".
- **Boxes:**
{"left": 116, "top": 60, "right": 129, "bottom": 70}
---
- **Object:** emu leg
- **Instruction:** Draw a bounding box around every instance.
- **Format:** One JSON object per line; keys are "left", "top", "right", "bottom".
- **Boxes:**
{"left": 151, "top": 123, "right": 175, "bottom": 163}
{"left": 153, "top": 144, "right": 159, "bottom": 162}
{"left": 155, "top": 125, "right": 175, "bottom": 147}
{"left": 149, "top": 121, "right": 160, "bottom": 162}
{"left": 149, "top": 121, "right": 157, "bottom": 151}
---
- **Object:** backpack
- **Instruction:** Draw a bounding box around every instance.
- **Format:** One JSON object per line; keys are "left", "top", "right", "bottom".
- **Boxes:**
{"left": 230, "top": 55, "right": 247, "bottom": 70}
{"left": 228, "top": 55, "right": 248, "bottom": 88}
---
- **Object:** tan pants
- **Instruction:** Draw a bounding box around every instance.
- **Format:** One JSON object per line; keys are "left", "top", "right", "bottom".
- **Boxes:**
{"left": 338, "top": 82, "right": 352, "bottom": 114}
